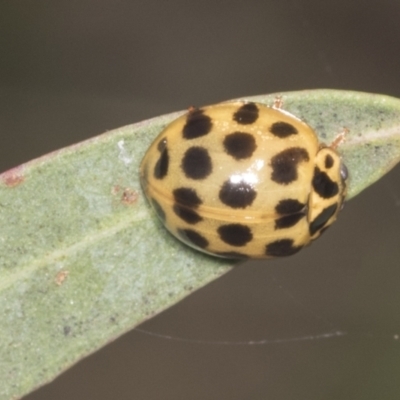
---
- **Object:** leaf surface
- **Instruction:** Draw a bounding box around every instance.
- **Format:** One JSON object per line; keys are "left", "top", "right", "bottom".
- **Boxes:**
{"left": 1, "top": 89, "right": 400, "bottom": 399}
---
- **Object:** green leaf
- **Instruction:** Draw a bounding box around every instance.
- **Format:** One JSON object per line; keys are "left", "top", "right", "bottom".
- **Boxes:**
{"left": 1, "top": 89, "right": 400, "bottom": 399}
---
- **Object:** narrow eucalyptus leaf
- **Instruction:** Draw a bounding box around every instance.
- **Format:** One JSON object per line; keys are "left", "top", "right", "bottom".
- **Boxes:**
{"left": 1, "top": 89, "right": 399, "bottom": 399}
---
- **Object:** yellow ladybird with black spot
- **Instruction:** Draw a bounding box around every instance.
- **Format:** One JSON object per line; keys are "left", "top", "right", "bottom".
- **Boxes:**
{"left": 140, "top": 101, "right": 348, "bottom": 259}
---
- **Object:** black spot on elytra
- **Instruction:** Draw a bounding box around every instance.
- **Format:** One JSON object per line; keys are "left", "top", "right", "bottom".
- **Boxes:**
{"left": 157, "top": 138, "right": 167, "bottom": 152}
{"left": 223, "top": 132, "right": 257, "bottom": 160}
{"left": 178, "top": 229, "right": 209, "bottom": 249}
{"left": 215, "top": 251, "right": 249, "bottom": 259}
{"left": 309, "top": 203, "right": 338, "bottom": 236}
{"left": 269, "top": 121, "right": 298, "bottom": 138}
{"left": 217, "top": 224, "right": 253, "bottom": 247}
{"left": 233, "top": 103, "right": 259, "bottom": 125}
{"left": 154, "top": 138, "right": 169, "bottom": 179}
{"left": 151, "top": 198, "right": 166, "bottom": 221}
{"left": 181, "top": 146, "right": 212, "bottom": 179}
{"left": 270, "top": 147, "right": 310, "bottom": 185}
{"left": 275, "top": 198, "right": 305, "bottom": 215}
{"left": 219, "top": 180, "right": 257, "bottom": 208}
{"left": 275, "top": 213, "right": 305, "bottom": 230}
{"left": 265, "top": 239, "right": 303, "bottom": 257}
{"left": 173, "top": 188, "right": 203, "bottom": 223}
{"left": 183, "top": 109, "right": 213, "bottom": 139}
{"left": 173, "top": 187, "right": 202, "bottom": 208}
{"left": 325, "top": 154, "right": 334, "bottom": 169}
{"left": 173, "top": 205, "right": 203, "bottom": 224}
{"left": 312, "top": 167, "right": 339, "bottom": 198}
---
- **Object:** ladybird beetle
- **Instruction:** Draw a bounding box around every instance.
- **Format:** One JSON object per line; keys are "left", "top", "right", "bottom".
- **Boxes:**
{"left": 140, "top": 101, "right": 347, "bottom": 259}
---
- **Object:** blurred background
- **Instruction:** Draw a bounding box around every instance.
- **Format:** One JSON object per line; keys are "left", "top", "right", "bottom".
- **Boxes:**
{"left": 1, "top": 1, "right": 400, "bottom": 399}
